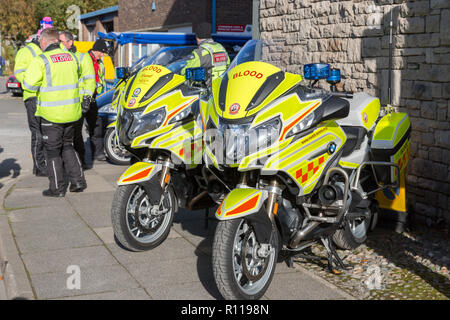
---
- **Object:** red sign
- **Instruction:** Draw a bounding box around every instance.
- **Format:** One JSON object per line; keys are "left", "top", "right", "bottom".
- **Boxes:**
{"left": 213, "top": 53, "right": 228, "bottom": 63}
{"left": 232, "top": 70, "right": 264, "bottom": 80}
{"left": 216, "top": 24, "right": 246, "bottom": 33}
{"left": 50, "top": 53, "right": 73, "bottom": 63}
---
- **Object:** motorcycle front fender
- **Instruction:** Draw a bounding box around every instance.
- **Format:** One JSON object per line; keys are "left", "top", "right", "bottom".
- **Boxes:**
{"left": 216, "top": 188, "right": 268, "bottom": 220}
{"left": 107, "top": 120, "right": 117, "bottom": 129}
{"left": 117, "top": 161, "right": 162, "bottom": 186}
{"left": 216, "top": 188, "right": 274, "bottom": 244}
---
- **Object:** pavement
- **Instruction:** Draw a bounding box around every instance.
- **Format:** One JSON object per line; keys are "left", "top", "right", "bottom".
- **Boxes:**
{"left": 0, "top": 164, "right": 355, "bottom": 300}
{"left": 0, "top": 89, "right": 354, "bottom": 300}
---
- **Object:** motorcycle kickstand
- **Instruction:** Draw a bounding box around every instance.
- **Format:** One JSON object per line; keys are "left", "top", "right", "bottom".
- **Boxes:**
{"left": 320, "top": 236, "right": 352, "bottom": 274}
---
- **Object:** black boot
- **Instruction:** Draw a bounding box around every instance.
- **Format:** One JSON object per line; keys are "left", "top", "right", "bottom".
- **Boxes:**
{"left": 43, "top": 189, "right": 65, "bottom": 197}
{"left": 62, "top": 147, "right": 87, "bottom": 192}
{"left": 44, "top": 157, "right": 65, "bottom": 197}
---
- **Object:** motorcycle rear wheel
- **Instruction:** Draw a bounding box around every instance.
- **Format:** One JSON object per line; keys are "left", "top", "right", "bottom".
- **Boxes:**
{"left": 111, "top": 181, "right": 175, "bottom": 251}
{"left": 212, "top": 218, "right": 279, "bottom": 300}
{"left": 332, "top": 216, "right": 370, "bottom": 250}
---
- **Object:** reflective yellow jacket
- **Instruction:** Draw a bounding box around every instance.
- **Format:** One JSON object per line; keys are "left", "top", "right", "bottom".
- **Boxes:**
{"left": 182, "top": 40, "right": 230, "bottom": 84}
{"left": 14, "top": 41, "right": 43, "bottom": 101}
{"left": 74, "top": 51, "right": 96, "bottom": 98}
{"left": 23, "top": 44, "right": 82, "bottom": 123}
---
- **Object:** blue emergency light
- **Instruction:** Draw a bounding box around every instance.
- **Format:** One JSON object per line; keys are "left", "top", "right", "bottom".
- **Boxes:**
{"left": 303, "top": 63, "right": 330, "bottom": 80}
{"left": 327, "top": 68, "right": 341, "bottom": 83}
{"left": 185, "top": 67, "right": 206, "bottom": 82}
{"left": 115, "top": 67, "right": 129, "bottom": 80}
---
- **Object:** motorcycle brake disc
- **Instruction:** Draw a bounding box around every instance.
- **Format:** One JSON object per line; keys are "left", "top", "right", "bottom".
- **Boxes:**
{"left": 241, "top": 229, "right": 270, "bottom": 283}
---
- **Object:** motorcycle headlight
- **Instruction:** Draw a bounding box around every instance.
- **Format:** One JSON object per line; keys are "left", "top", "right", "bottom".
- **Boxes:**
{"left": 98, "top": 103, "right": 116, "bottom": 114}
{"left": 128, "top": 107, "right": 166, "bottom": 139}
{"left": 168, "top": 106, "right": 191, "bottom": 124}
{"left": 285, "top": 111, "right": 317, "bottom": 138}
{"left": 219, "top": 117, "right": 281, "bottom": 164}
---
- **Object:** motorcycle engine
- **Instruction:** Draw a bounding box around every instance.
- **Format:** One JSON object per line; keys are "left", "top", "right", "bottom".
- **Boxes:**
{"left": 277, "top": 198, "right": 302, "bottom": 243}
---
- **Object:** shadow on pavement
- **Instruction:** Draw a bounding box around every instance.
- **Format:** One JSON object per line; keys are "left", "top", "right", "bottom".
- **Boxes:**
{"left": 0, "top": 146, "right": 21, "bottom": 190}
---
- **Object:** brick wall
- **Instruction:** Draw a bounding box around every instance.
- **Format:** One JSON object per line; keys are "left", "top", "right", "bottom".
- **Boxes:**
{"left": 118, "top": 0, "right": 252, "bottom": 36}
{"left": 118, "top": 0, "right": 210, "bottom": 34}
{"left": 260, "top": 0, "right": 450, "bottom": 226}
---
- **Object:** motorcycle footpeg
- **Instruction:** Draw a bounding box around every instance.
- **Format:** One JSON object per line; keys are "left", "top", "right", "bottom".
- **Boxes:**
{"left": 345, "top": 208, "right": 370, "bottom": 221}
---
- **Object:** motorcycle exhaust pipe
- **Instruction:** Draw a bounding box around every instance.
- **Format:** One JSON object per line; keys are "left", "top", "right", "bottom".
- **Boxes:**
{"left": 289, "top": 221, "right": 321, "bottom": 248}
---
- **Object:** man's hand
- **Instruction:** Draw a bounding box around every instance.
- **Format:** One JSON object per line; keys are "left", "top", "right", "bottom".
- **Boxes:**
{"left": 81, "top": 96, "right": 92, "bottom": 114}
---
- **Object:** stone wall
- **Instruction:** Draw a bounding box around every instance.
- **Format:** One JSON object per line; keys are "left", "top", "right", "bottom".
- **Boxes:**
{"left": 259, "top": 0, "right": 450, "bottom": 226}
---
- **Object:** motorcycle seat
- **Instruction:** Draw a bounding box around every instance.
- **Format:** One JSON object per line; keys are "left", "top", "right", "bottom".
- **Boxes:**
{"left": 341, "top": 126, "right": 367, "bottom": 157}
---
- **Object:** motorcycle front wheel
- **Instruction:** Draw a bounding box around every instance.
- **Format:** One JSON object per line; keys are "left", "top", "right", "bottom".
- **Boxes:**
{"left": 104, "top": 128, "right": 131, "bottom": 165}
{"left": 212, "top": 218, "right": 279, "bottom": 300}
{"left": 111, "top": 180, "right": 176, "bottom": 251}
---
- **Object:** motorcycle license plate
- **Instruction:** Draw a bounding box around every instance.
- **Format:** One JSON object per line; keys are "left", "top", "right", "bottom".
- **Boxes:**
{"left": 7, "top": 83, "right": 19, "bottom": 88}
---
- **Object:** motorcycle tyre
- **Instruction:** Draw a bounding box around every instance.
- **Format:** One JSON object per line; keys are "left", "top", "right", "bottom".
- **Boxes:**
{"left": 111, "top": 182, "right": 176, "bottom": 252}
{"left": 212, "top": 218, "right": 279, "bottom": 300}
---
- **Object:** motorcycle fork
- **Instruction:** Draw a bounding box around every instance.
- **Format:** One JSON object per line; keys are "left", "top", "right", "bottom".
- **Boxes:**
{"left": 157, "top": 157, "right": 172, "bottom": 209}
{"left": 266, "top": 179, "right": 281, "bottom": 223}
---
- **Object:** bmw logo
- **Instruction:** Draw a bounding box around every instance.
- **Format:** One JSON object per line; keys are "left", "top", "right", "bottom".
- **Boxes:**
{"left": 328, "top": 142, "right": 337, "bottom": 154}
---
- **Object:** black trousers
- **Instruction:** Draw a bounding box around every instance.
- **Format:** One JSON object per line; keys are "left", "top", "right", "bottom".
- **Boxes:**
{"left": 24, "top": 98, "right": 47, "bottom": 175}
{"left": 74, "top": 100, "right": 105, "bottom": 162}
{"left": 41, "top": 119, "right": 86, "bottom": 192}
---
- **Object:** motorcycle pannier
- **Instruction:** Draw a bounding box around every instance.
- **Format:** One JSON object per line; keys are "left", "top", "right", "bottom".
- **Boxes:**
{"left": 370, "top": 112, "right": 411, "bottom": 185}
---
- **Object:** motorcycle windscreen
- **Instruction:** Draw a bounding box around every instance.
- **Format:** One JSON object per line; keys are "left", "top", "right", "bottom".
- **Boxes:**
{"left": 123, "top": 65, "right": 185, "bottom": 110}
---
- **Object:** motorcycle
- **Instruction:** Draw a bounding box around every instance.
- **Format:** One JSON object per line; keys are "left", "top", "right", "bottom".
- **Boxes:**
{"left": 98, "top": 79, "right": 132, "bottom": 165}
{"left": 111, "top": 46, "right": 231, "bottom": 251}
{"left": 203, "top": 40, "right": 411, "bottom": 299}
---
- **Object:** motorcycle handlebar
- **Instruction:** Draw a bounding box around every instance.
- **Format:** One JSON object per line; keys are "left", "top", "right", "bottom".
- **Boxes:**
{"left": 330, "top": 91, "right": 353, "bottom": 99}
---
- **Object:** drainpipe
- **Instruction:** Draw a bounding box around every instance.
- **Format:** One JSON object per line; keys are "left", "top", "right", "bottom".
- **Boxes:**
{"left": 212, "top": 0, "right": 216, "bottom": 34}
{"left": 252, "top": 0, "right": 260, "bottom": 39}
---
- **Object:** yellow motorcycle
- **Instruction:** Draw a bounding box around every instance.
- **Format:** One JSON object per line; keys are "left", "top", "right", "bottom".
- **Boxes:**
{"left": 203, "top": 40, "right": 411, "bottom": 299}
{"left": 111, "top": 46, "right": 229, "bottom": 251}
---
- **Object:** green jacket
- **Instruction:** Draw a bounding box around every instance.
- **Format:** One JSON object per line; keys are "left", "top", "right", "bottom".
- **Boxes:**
{"left": 14, "top": 41, "right": 43, "bottom": 101}
{"left": 182, "top": 40, "right": 230, "bottom": 85}
{"left": 23, "top": 43, "right": 82, "bottom": 123}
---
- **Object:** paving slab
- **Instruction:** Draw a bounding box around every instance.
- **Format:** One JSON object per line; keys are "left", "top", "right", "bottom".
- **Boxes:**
{"left": 11, "top": 215, "right": 101, "bottom": 254}
{"left": 4, "top": 187, "right": 64, "bottom": 210}
{"left": 264, "top": 269, "right": 351, "bottom": 300}
{"left": 8, "top": 205, "right": 78, "bottom": 223}
{"left": 82, "top": 173, "right": 116, "bottom": 193}
{"left": 65, "top": 191, "right": 115, "bottom": 228}
{"left": 107, "top": 237, "right": 201, "bottom": 267}
{"left": 144, "top": 279, "right": 222, "bottom": 300}
{"left": 21, "top": 246, "right": 118, "bottom": 275}
{"left": 57, "top": 288, "right": 150, "bottom": 300}
{"left": 126, "top": 255, "right": 214, "bottom": 290}
{"left": 30, "top": 264, "right": 140, "bottom": 299}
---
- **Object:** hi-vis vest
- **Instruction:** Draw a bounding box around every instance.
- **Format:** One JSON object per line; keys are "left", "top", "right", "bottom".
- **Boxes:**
{"left": 23, "top": 47, "right": 82, "bottom": 123}
{"left": 183, "top": 40, "right": 230, "bottom": 84}
{"left": 14, "top": 42, "right": 43, "bottom": 101}
{"left": 74, "top": 51, "right": 96, "bottom": 98}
